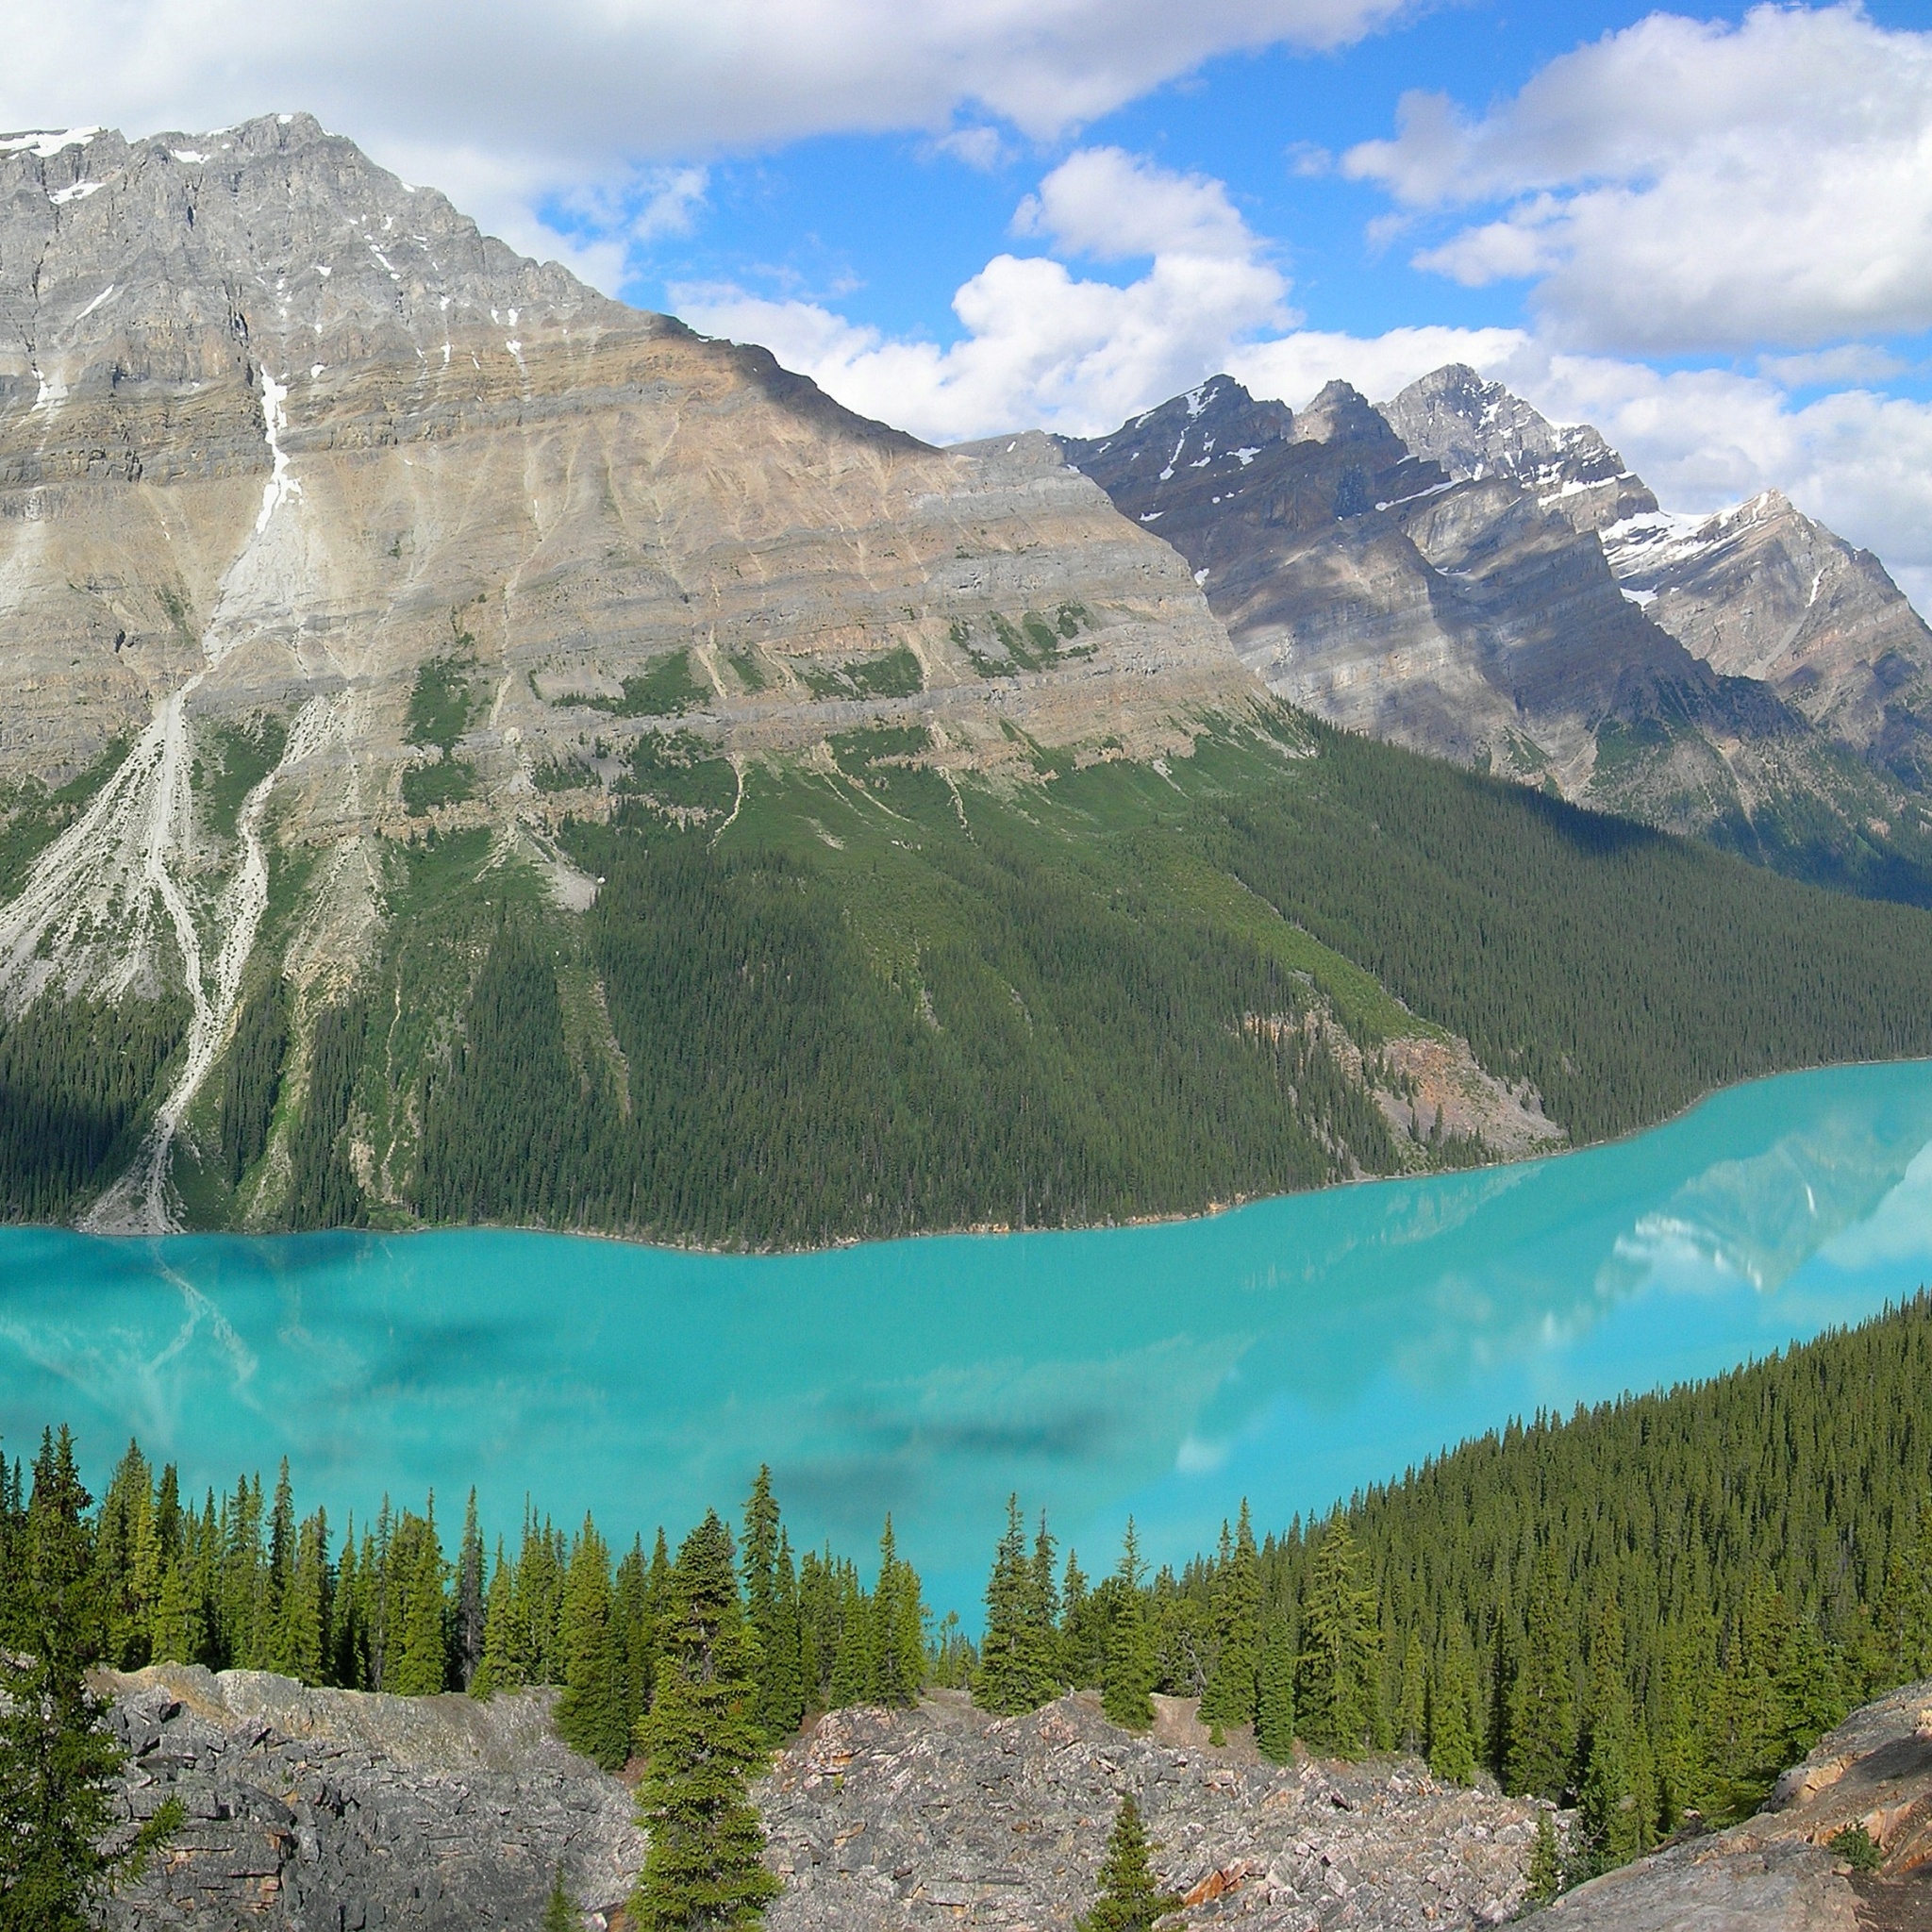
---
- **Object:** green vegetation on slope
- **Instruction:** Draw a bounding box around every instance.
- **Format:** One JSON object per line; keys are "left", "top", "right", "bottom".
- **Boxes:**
{"left": 18, "top": 703, "right": 1932, "bottom": 1237}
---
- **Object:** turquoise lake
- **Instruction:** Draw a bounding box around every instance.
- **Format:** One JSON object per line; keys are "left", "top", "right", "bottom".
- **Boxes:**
{"left": 6, "top": 1057, "right": 1932, "bottom": 1618}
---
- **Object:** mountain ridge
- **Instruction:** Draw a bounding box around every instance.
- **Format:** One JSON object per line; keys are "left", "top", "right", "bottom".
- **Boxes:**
{"left": 1060, "top": 365, "right": 1932, "bottom": 901}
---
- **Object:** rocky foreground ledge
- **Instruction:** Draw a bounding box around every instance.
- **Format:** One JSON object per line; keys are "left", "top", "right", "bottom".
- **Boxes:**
{"left": 93, "top": 1666, "right": 1932, "bottom": 1929}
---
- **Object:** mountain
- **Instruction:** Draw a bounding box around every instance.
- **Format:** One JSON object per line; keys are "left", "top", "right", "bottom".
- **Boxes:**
{"left": 1062, "top": 369, "right": 1932, "bottom": 901}
{"left": 7, "top": 119, "right": 1932, "bottom": 1241}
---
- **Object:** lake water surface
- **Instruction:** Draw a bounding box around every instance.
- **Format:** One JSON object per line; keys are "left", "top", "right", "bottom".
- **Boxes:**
{"left": 5, "top": 1058, "right": 1932, "bottom": 1617}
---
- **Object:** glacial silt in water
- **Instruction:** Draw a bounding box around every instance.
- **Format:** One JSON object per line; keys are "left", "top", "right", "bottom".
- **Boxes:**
{"left": 5, "top": 1058, "right": 1932, "bottom": 1614}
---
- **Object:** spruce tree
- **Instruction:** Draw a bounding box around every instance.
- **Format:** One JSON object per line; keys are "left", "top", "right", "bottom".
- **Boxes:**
{"left": 741, "top": 1468, "right": 795, "bottom": 1740}
{"left": 0, "top": 1429, "right": 180, "bottom": 1930}
{"left": 472, "top": 1541, "right": 515, "bottom": 1698}
{"left": 1507, "top": 1544, "right": 1575, "bottom": 1798}
{"left": 387, "top": 1507, "right": 449, "bottom": 1696}
{"left": 455, "top": 1488, "right": 486, "bottom": 1690}
{"left": 974, "top": 1496, "right": 1039, "bottom": 1715}
{"left": 1103, "top": 1524, "right": 1157, "bottom": 1733}
{"left": 1076, "top": 1795, "right": 1181, "bottom": 1932}
{"left": 870, "top": 1517, "right": 925, "bottom": 1708}
{"left": 1526, "top": 1812, "right": 1562, "bottom": 1906}
{"left": 1397, "top": 1629, "right": 1427, "bottom": 1755}
{"left": 557, "top": 1517, "right": 630, "bottom": 1770}
{"left": 1199, "top": 1502, "right": 1260, "bottom": 1730}
{"left": 544, "top": 1862, "right": 579, "bottom": 1931}
{"left": 631, "top": 1510, "right": 780, "bottom": 1930}
{"left": 1256, "top": 1621, "right": 1296, "bottom": 1763}
{"left": 1296, "top": 1520, "right": 1379, "bottom": 1757}
{"left": 1427, "top": 1637, "right": 1478, "bottom": 1787}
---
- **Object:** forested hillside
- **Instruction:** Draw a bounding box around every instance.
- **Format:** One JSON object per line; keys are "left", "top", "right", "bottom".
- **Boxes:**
{"left": 8, "top": 705, "right": 1932, "bottom": 1242}
{"left": 8, "top": 1297, "right": 1932, "bottom": 1881}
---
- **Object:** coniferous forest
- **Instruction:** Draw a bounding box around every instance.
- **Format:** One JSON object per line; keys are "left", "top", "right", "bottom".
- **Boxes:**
{"left": 10, "top": 1296, "right": 1932, "bottom": 1885}
{"left": 9, "top": 706, "right": 1932, "bottom": 1243}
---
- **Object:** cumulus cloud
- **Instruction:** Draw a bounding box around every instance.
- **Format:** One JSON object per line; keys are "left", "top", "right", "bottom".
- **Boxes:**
{"left": 677, "top": 147, "right": 1292, "bottom": 444}
{"left": 1343, "top": 3, "right": 1932, "bottom": 353}
{"left": 0, "top": 0, "right": 1408, "bottom": 290}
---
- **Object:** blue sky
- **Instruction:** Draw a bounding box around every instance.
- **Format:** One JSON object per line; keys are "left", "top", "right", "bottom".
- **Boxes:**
{"left": 6, "top": 0, "right": 1932, "bottom": 600}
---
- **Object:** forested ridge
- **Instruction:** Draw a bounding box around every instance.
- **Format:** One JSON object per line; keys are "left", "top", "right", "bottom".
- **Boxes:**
{"left": 8, "top": 707, "right": 1932, "bottom": 1239}
{"left": 9, "top": 1298, "right": 1932, "bottom": 1885}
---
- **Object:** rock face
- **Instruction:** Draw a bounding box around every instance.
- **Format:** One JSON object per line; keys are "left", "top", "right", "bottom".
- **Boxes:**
{"left": 1059, "top": 374, "right": 1783, "bottom": 802}
{"left": 1604, "top": 492, "right": 1932, "bottom": 780}
{"left": 1062, "top": 370, "right": 1932, "bottom": 884}
{"left": 100, "top": 1663, "right": 643, "bottom": 1928}
{"left": 759, "top": 1691, "right": 1541, "bottom": 1929}
{"left": 1379, "top": 362, "right": 1657, "bottom": 536}
{"left": 1545, "top": 1676, "right": 1932, "bottom": 1931}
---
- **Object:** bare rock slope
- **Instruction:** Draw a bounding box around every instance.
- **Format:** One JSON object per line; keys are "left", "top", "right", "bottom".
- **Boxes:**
{"left": 99, "top": 1663, "right": 643, "bottom": 1928}
{"left": 1547, "top": 1677, "right": 1932, "bottom": 1932}
{"left": 760, "top": 1692, "right": 1541, "bottom": 1930}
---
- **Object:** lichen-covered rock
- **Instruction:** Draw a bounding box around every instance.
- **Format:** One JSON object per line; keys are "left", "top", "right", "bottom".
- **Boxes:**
{"left": 758, "top": 1691, "right": 1543, "bottom": 1929}
{"left": 100, "top": 1664, "right": 642, "bottom": 1929}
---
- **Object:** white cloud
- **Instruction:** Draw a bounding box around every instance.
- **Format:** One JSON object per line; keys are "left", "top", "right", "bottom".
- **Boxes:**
{"left": 674, "top": 143, "right": 1932, "bottom": 618}
{"left": 1228, "top": 325, "right": 1530, "bottom": 414}
{"left": 677, "top": 147, "right": 1292, "bottom": 443}
{"left": 1343, "top": 4, "right": 1932, "bottom": 353}
{"left": 0, "top": 0, "right": 1407, "bottom": 295}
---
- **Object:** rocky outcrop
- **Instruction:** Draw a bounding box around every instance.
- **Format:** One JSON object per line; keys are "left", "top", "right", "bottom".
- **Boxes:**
{"left": 100, "top": 1663, "right": 643, "bottom": 1928}
{"left": 1603, "top": 492, "right": 1932, "bottom": 780}
{"left": 759, "top": 1691, "right": 1543, "bottom": 1929}
{"left": 1545, "top": 1677, "right": 1932, "bottom": 1931}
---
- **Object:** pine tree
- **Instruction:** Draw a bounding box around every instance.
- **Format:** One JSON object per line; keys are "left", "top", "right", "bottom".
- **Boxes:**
{"left": 1507, "top": 1544, "right": 1576, "bottom": 1798}
{"left": 1103, "top": 1524, "right": 1157, "bottom": 1733}
{"left": 1256, "top": 1621, "right": 1296, "bottom": 1763}
{"left": 557, "top": 1517, "right": 630, "bottom": 1771}
{"left": 1296, "top": 1520, "right": 1379, "bottom": 1756}
{"left": 631, "top": 1511, "right": 780, "bottom": 1930}
{"left": 1199, "top": 1502, "right": 1260, "bottom": 1729}
{"left": 0, "top": 1429, "right": 180, "bottom": 1930}
{"left": 1076, "top": 1795, "right": 1182, "bottom": 1932}
{"left": 544, "top": 1862, "right": 579, "bottom": 1931}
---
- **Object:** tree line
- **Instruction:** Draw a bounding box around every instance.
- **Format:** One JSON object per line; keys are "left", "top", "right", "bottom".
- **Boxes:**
{"left": 960, "top": 1293, "right": 1932, "bottom": 1884}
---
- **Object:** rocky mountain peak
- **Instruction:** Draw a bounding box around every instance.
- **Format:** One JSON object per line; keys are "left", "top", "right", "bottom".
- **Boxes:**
{"left": 1291, "top": 377, "right": 1390, "bottom": 448}
{"left": 1, "top": 112, "right": 631, "bottom": 488}
{"left": 1381, "top": 364, "right": 1656, "bottom": 533}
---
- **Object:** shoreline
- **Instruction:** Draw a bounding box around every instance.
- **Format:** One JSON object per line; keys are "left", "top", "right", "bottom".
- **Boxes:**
{"left": 25, "top": 1049, "right": 1932, "bottom": 1262}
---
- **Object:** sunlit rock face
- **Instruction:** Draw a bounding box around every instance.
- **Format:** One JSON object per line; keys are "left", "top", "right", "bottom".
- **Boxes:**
{"left": 0, "top": 115, "right": 1250, "bottom": 802}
